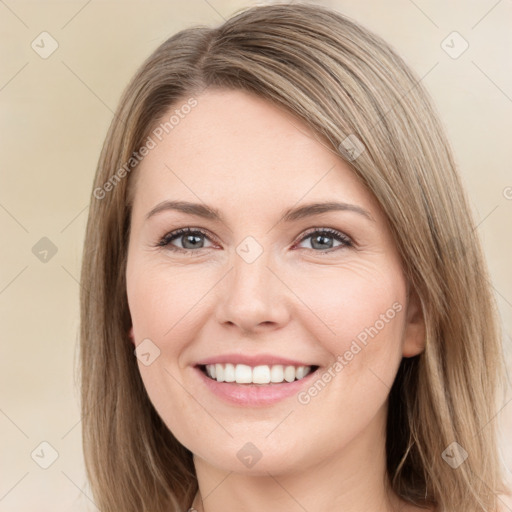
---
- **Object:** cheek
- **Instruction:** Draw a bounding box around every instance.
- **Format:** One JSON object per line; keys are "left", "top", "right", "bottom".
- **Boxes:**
{"left": 127, "top": 259, "right": 207, "bottom": 345}
{"left": 290, "top": 261, "right": 407, "bottom": 404}
{"left": 126, "top": 259, "right": 203, "bottom": 435}
{"left": 291, "top": 261, "right": 406, "bottom": 350}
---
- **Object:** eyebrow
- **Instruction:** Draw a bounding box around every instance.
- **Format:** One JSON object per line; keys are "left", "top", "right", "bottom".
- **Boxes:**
{"left": 145, "top": 200, "right": 375, "bottom": 223}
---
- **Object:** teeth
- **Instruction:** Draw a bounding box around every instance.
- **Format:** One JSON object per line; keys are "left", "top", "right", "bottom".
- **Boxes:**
{"left": 270, "top": 365, "right": 284, "bottom": 382}
{"left": 224, "top": 363, "right": 235, "bottom": 382}
{"left": 253, "top": 365, "right": 270, "bottom": 384}
{"left": 204, "top": 363, "right": 313, "bottom": 384}
{"left": 284, "top": 365, "right": 296, "bottom": 383}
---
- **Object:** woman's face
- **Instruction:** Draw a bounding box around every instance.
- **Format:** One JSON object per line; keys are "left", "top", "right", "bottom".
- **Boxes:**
{"left": 126, "top": 88, "right": 424, "bottom": 475}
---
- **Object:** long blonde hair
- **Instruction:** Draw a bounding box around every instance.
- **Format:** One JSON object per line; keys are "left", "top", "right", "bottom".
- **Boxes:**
{"left": 79, "top": 3, "right": 510, "bottom": 511}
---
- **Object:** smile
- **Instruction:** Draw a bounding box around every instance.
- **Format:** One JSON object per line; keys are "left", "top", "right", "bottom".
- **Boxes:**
{"left": 200, "top": 363, "right": 318, "bottom": 384}
{"left": 194, "top": 363, "right": 321, "bottom": 407}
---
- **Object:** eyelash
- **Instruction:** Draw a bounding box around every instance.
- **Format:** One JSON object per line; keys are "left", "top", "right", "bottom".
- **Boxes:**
{"left": 155, "top": 227, "right": 353, "bottom": 255}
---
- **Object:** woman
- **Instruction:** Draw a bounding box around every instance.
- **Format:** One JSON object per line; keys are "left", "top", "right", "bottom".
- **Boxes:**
{"left": 79, "top": 3, "right": 510, "bottom": 511}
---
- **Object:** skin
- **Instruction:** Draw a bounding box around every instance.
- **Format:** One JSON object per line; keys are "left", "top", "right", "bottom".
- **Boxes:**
{"left": 126, "top": 88, "right": 429, "bottom": 512}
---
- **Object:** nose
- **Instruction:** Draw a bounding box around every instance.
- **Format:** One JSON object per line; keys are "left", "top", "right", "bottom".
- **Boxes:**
{"left": 215, "top": 249, "right": 291, "bottom": 333}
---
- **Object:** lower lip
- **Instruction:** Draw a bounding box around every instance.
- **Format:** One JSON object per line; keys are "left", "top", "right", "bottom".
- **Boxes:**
{"left": 193, "top": 366, "right": 319, "bottom": 407}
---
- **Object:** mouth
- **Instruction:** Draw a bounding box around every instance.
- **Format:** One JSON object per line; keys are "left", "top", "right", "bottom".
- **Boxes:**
{"left": 196, "top": 363, "right": 320, "bottom": 385}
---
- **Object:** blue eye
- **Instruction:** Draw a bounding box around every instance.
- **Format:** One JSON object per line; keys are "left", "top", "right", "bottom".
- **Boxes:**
{"left": 297, "top": 228, "right": 353, "bottom": 252}
{"left": 156, "top": 228, "right": 213, "bottom": 252}
{"left": 156, "top": 227, "right": 353, "bottom": 254}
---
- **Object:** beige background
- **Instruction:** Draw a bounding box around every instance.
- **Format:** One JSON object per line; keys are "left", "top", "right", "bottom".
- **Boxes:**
{"left": 1, "top": 0, "right": 511, "bottom": 510}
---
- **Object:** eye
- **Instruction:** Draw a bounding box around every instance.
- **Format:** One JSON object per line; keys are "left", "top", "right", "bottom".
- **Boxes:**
{"left": 295, "top": 228, "right": 353, "bottom": 253}
{"left": 156, "top": 227, "right": 215, "bottom": 253}
{"left": 156, "top": 226, "right": 353, "bottom": 254}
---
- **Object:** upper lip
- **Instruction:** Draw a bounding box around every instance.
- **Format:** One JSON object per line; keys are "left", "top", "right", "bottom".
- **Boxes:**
{"left": 195, "top": 353, "right": 319, "bottom": 367}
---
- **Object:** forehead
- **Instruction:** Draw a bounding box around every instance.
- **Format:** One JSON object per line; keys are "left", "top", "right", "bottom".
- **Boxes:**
{"left": 131, "top": 88, "right": 379, "bottom": 219}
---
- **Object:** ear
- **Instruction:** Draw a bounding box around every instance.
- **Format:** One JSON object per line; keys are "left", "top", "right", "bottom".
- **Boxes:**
{"left": 128, "top": 326, "right": 135, "bottom": 346}
{"left": 402, "top": 286, "right": 426, "bottom": 358}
